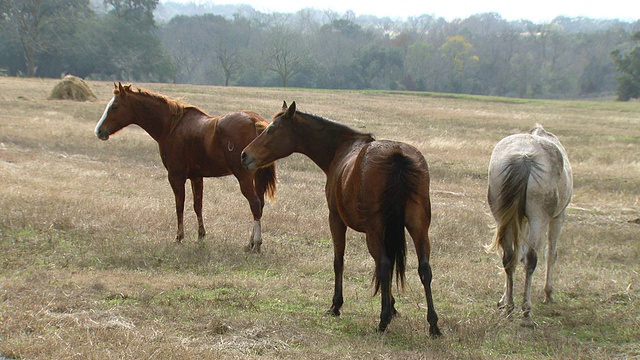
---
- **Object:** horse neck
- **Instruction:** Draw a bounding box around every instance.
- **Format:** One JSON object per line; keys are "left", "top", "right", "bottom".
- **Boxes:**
{"left": 129, "top": 95, "right": 175, "bottom": 142}
{"left": 295, "top": 115, "right": 369, "bottom": 173}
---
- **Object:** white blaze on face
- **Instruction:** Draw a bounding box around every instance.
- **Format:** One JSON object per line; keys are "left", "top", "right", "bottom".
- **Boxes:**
{"left": 95, "top": 96, "right": 115, "bottom": 137}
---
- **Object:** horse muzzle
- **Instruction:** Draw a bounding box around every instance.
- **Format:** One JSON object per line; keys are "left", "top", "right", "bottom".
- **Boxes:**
{"left": 95, "top": 128, "right": 110, "bottom": 140}
{"left": 240, "top": 151, "right": 256, "bottom": 170}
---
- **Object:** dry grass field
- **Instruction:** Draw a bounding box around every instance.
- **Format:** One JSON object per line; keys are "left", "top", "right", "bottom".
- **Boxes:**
{"left": 1, "top": 77, "right": 638, "bottom": 359}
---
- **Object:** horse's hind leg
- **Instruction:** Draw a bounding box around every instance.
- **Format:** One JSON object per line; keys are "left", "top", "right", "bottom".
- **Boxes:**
{"left": 190, "top": 177, "right": 206, "bottom": 241}
{"left": 409, "top": 242, "right": 441, "bottom": 337}
{"left": 544, "top": 211, "right": 565, "bottom": 304}
{"left": 406, "top": 210, "right": 441, "bottom": 337}
{"left": 376, "top": 251, "right": 394, "bottom": 332}
{"left": 326, "top": 213, "right": 346, "bottom": 317}
{"left": 499, "top": 231, "right": 516, "bottom": 315}
{"left": 521, "top": 219, "right": 546, "bottom": 327}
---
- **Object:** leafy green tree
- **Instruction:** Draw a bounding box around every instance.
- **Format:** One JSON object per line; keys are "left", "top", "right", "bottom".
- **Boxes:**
{"left": 438, "top": 35, "right": 479, "bottom": 93}
{"left": 96, "top": 0, "right": 175, "bottom": 81}
{"left": 104, "top": 0, "right": 157, "bottom": 29}
{"left": 353, "top": 44, "right": 403, "bottom": 89}
{"left": 0, "top": 0, "right": 92, "bottom": 77}
{"left": 611, "top": 31, "right": 640, "bottom": 101}
{"left": 312, "top": 19, "right": 372, "bottom": 89}
{"left": 405, "top": 41, "right": 435, "bottom": 91}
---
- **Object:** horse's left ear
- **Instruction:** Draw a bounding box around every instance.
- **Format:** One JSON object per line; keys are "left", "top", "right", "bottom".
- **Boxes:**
{"left": 117, "top": 82, "right": 126, "bottom": 97}
{"left": 286, "top": 101, "right": 296, "bottom": 118}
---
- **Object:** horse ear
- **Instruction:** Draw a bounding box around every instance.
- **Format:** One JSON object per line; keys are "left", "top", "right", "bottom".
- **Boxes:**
{"left": 286, "top": 101, "right": 297, "bottom": 117}
{"left": 117, "top": 82, "right": 126, "bottom": 97}
{"left": 282, "top": 101, "right": 288, "bottom": 111}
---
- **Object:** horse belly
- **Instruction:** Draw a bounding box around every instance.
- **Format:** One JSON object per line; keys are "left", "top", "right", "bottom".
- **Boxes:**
{"left": 178, "top": 143, "right": 232, "bottom": 179}
{"left": 327, "top": 169, "right": 368, "bottom": 233}
{"left": 191, "top": 157, "right": 232, "bottom": 178}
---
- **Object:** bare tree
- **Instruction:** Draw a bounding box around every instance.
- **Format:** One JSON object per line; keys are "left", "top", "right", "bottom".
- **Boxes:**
{"left": 262, "top": 17, "right": 308, "bottom": 87}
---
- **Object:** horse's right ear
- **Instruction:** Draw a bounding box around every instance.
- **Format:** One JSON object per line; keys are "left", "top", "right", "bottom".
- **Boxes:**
{"left": 282, "top": 101, "right": 288, "bottom": 111}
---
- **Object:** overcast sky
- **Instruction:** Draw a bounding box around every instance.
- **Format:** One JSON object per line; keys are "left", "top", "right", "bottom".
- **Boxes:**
{"left": 162, "top": 0, "right": 640, "bottom": 22}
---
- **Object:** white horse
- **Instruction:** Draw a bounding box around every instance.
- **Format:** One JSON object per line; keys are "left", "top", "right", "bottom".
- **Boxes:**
{"left": 487, "top": 124, "right": 573, "bottom": 327}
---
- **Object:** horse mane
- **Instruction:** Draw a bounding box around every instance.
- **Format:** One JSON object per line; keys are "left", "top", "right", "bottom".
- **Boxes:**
{"left": 284, "top": 109, "right": 375, "bottom": 142}
{"left": 116, "top": 86, "right": 207, "bottom": 132}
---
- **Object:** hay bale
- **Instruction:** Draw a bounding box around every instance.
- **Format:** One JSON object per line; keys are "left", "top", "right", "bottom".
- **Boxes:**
{"left": 49, "top": 75, "right": 97, "bottom": 101}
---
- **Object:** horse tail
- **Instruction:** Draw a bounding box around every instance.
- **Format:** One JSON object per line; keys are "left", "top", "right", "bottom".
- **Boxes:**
{"left": 373, "top": 152, "right": 421, "bottom": 295}
{"left": 254, "top": 119, "right": 277, "bottom": 200}
{"left": 255, "top": 164, "right": 277, "bottom": 200}
{"left": 488, "top": 152, "right": 540, "bottom": 269}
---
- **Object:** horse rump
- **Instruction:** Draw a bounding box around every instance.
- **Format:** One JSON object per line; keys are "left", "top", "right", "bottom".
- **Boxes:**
{"left": 373, "top": 151, "right": 424, "bottom": 294}
{"left": 488, "top": 152, "right": 542, "bottom": 269}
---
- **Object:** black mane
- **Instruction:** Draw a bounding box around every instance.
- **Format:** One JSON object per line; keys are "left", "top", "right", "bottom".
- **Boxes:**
{"left": 296, "top": 110, "right": 375, "bottom": 142}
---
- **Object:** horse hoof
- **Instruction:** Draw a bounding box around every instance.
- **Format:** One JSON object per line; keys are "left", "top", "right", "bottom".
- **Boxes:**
{"left": 498, "top": 303, "right": 514, "bottom": 317}
{"left": 429, "top": 325, "right": 443, "bottom": 338}
{"left": 376, "top": 324, "right": 388, "bottom": 333}
{"left": 325, "top": 308, "right": 340, "bottom": 317}
{"left": 244, "top": 244, "right": 261, "bottom": 253}
{"left": 520, "top": 317, "right": 537, "bottom": 328}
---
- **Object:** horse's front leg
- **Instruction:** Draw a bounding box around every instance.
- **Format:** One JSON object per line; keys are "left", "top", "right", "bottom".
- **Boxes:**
{"left": 168, "top": 173, "right": 187, "bottom": 243}
{"left": 190, "top": 177, "right": 206, "bottom": 241}
{"left": 237, "top": 175, "right": 263, "bottom": 253}
{"left": 326, "top": 213, "right": 346, "bottom": 317}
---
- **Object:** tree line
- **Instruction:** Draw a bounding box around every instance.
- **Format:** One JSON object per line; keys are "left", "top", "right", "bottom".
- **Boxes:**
{"left": 1, "top": 0, "right": 639, "bottom": 99}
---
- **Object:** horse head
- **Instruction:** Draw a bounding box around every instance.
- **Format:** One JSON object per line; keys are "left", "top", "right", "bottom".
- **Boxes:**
{"left": 241, "top": 101, "right": 298, "bottom": 170}
{"left": 94, "top": 82, "right": 135, "bottom": 140}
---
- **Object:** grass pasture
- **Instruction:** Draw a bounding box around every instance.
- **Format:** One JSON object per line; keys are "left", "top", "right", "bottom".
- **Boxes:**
{"left": 1, "top": 77, "right": 639, "bottom": 359}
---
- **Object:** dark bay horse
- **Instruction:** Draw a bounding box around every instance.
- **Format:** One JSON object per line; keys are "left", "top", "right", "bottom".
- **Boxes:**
{"left": 95, "top": 83, "right": 276, "bottom": 252}
{"left": 241, "top": 102, "right": 441, "bottom": 336}
{"left": 487, "top": 124, "right": 573, "bottom": 327}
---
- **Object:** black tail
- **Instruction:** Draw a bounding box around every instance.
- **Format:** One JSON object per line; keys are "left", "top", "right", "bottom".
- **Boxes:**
{"left": 374, "top": 152, "right": 422, "bottom": 295}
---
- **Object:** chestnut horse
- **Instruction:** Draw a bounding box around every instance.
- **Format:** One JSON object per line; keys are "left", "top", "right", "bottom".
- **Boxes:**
{"left": 487, "top": 124, "right": 573, "bottom": 327}
{"left": 95, "top": 83, "right": 276, "bottom": 252}
{"left": 241, "top": 102, "right": 441, "bottom": 336}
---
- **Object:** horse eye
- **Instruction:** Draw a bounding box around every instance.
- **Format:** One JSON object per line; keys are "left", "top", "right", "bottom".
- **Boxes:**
{"left": 111, "top": 105, "right": 118, "bottom": 111}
